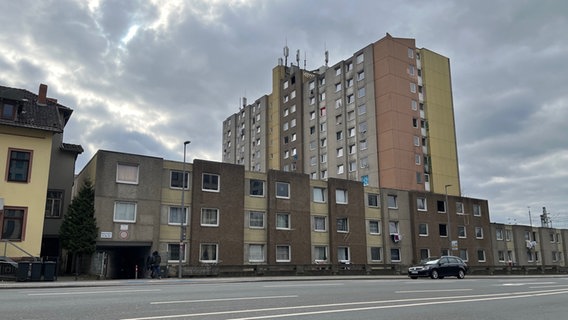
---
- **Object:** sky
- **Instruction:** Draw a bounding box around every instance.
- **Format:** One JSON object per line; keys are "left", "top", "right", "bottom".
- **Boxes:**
{"left": 1, "top": 0, "right": 567, "bottom": 227}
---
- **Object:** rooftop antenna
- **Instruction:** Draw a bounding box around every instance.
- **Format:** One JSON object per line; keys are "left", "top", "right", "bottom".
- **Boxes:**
{"left": 283, "top": 39, "right": 289, "bottom": 67}
{"left": 528, "top": 206, "right": 533, "bottom": 227}
{"left": 304, "top": 51, "right": 307, "bottom": 69}
{"left": 296, "top": 49, "right": 300, "bottom": 67}
{"left": 324, "top": 42, "right": 329, "bottom": 67}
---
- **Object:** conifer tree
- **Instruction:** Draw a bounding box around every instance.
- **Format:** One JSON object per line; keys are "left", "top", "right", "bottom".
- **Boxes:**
{"left": 60, "top": 179, "right": 98, "bottom": 277}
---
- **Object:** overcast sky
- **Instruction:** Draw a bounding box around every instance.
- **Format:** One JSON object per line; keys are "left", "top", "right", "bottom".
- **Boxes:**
{"left": 1, "top": 0, "right": 566, "bottom": 227}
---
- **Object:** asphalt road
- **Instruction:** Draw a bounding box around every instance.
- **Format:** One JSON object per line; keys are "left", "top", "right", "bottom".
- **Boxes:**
{"left": 1, "top": 276, "right": 568, "bottom": 319}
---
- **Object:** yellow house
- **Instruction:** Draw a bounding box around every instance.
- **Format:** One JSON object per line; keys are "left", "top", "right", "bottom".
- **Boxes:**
{"left": 1, "top": 84, "right": 69, "bottom": 259}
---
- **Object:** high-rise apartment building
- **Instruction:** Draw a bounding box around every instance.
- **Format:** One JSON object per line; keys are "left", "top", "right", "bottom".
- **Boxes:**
{"left": 222, "top": 34, "right": 460, "bottom": 196}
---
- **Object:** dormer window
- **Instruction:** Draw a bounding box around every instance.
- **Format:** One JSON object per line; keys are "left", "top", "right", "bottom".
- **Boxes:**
{"left": 1, "top": 103, "right": 16, "bottom": 120}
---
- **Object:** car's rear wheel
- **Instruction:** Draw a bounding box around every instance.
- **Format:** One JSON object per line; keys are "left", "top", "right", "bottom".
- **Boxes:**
{"left": 457, "top": 269, "right": 465, "bottom": 279}
{"left": 410, "top": 276, "right": 418, "bottom": 279}
{"left": 430, "top": 270, "right": 439, "bottom": 279}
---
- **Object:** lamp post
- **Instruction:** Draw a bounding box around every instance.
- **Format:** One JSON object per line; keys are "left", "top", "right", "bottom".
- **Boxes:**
{"left": 445, "top": 184, "right": 452, "bottom": 254}
{"left": 179, "top": 140, "right": 190, "bottom": 278}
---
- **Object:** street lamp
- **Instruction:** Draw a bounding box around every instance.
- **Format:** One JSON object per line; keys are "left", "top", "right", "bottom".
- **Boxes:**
{"left": 445, "top": 184, "right": 452, "bottom": 254}
{"left": 179, "top": 140, "right": 190, "bottom": 278}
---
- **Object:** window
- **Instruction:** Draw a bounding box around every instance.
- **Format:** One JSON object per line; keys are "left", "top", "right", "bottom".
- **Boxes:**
{"left": 408, "top": 48, "right": 414, "bottom": 58}
{"left": 347, "top": 94, "right": 355, "bottom": 104}
{"left": 320, "top": 170, "right": 327, "bottom": 179}
{"left": 357, "top": 87, "right": 366, "bottom": 98}
{"left": 417, "top": 197, "right": 427, "bottom": 211}
{"left": 458, "top": 225, "right": 466, "bottom": 238}
{"left": 290, "top": 119, "right": 296, "bottom": 128}
{"left": 439, "top": 224, "right": 448, "bottom": 237}
{"left": 310, "top": 156, "right": 317, "bottom": 166}
{"left": 437, "top": 200, "right": 447, "bottom": 213}
{"left": 168, "top": 243, "right": 186, "bottom": 262}
{"left": 275, "top": 182, "right": 290, "bottom": 199}
{"left": 387, "top": 195, "right": 397, "bottom": 209}
{"left": 337, "top": 217, "right": 348, "bottom": 232}
{"left": 336, "top": 189, "right": 348, "bottom": 204}
{"left": 419, "top": 223, "right": 428, "bottom": 236}
{"left": 473, "top": 204, "right": 482, "bottom": 216}
{"left": 389, "top": 221, "right": 400, "bottom": 234}
{"left": 170, "top": 170, "right": 189, "bottom": 189}
{"left": 114, "top": 201, "right": 136, "bottom": 223}
{"left": 336, "top": 131, "right": 343, "bottom": 141}
{"left": 368, "top": 194, "right": 379, "bottom": 207}
{"left": 7, "top": 149, "right": 32, "bottom": 182}
{"left": 45, "top": 190, "right": 63, "bottom": 218}
{"left": 309, "top": 81, "right": 315, "bottom": 90}
{"left": 336, "top": 164, "right": 344, "bottom": 174}
{"left": 1, "top": 103, "right": 16, "bottom": 120}
{"left": 283, "top": 80, "right": 289, "bottom": 89}
{"left": 249, "top": 179, "right": 265, "bottom": 196}
{"left": 314, "top": 246, "right": 328, "bottom": 261}
{"left": 313, "top": 187, "right": 326, "bottom": 203}
{"left": 370, "top": 247, "right": 382, "bottom": 261}
{"left": 348, "top": 144, "right": 356, "bottom": 154}
{"left": 249, "top": 211, "right": 265, "bottom": 228}
{"left": 320, "top": 92, "right": 326, "bottom": 101}
{"left": 116, "top": 163, "right": 139, "bottom": 184}
{"left": 357, "top": 70, "right": 365, "bottom": 81}
{"left": 506, "top": 229, "right": 512, "bottom": 241}
{"left": 168, "top": 206, "right": 188, "bottom": 225}
{"left": 411, "top": 100, "right": 418, "bottom": 110}
{"left": 335, "top": 83, "right": 342, "bottom": 92}
{"left": 477, "top": 250, "right": 486, "bottom": 262}
{"left": 496, "top": 228, "right": 504, "bottom": 240}
{"left": 391, "top": 248, "right": 401, "bottom": 262}
{"left": 283, "top": 150, "right": 289, "bottom": 159}
{"left": 459, "top": 249, "right": 468, "bottom": 261}
{"left": 276, "top": 245, "right": 291, "bottom": 262}
{"left": 338, "top": 247, "right": 350, "bottom": 263}
{"left": 346, "top": 78, "right": 354, "bottom": 88}
{"left": 357, "top": 104, "right": 366, "bottom": 115}
{"left": 415, "top": 154, "right": 421, "bottom": 165}
{"left": 369, "top": 220, "right": 380, "bottom": 234}
{"left": 348, "top": 127, "right": 355, "bottom": 137}
{"left": 200, "top": 243, "right": 218, "bottom": 263}
{"left": 202, "top": 173, "right": 220, "bottom": 192}
{"left": 320, "top": 138, "right": 327, "bottom": 147}
{"left": 320, "top": 122, "right": 326, "bottom": 132}
{"left": 276, "top": 213, "right": 290, "bottom": 229}
{"left": 456, "top": 202, "right": 464, "bottom": 214}
{"left": 320, "top": 154, "right": 327, "bottom": 163}
{"left": 310, "top": 111, "right": 316, "bottom": 120}
{"left": 283, "top": 108, "right": 289, "bottom": 117}
{"left": 356, "top": 53, "right": 364, "bottom": 64}
{"left": 498, "top": 250, "right": 505, "bottom": 262}
{"left": 413, "top": 136, "right": 420, "bottom": 146}
{"left": 475, "top": 227, "right": 484, "bottom": 239}
{"left": 348, "top": 161, "right": 356, "bottom": 172}
{"left": 347, "top": 110, "right": 355, "bottom": 121}
{"left": 335, "top": 67, "right": 341, "bottom": 75}
{"left": 248, "top": 244, "right": 265, "bottom": 262}
{"left": 420, "top": 249, "right": 430, "bottom": 261}
{"left": 346, "top": 61, "right": 353, "bottom": 71}
{"left": 359, "top": 139, "right": 368, "bottom": 150}
{"left": 283, "top": 122, "right": 289, "bottom": 131}
{"left": 313, "top": 216, "right": 327, "bottom": 232}
{"left": 1, "top": 207, "right": 25, "bottom": 240}
{"left": 201, "top": 208, "right": 219, "bottom": 226}
{"left": 410, "top": 83, "right": 416, "bottom": 93}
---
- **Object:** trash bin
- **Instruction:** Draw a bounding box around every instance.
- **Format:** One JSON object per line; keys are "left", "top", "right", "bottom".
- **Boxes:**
{"left": 43, "top": 261, "right": 57, "bottom": 281}
{"left": 30, "top": 262, "right": 42, "bottom": 281}
{"left": 17, "top": 262, "right": 30, "bottom": 282}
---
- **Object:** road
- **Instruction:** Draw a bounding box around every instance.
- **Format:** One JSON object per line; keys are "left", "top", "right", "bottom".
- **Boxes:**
{"left": 1, "top": 276, "right": 568, "bottom": 319}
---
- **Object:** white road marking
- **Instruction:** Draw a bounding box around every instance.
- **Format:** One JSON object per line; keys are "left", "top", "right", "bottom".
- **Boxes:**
{"left": 396, "top": 289, "right": 473, "bottom": 293}
{"left": 263, "top": 283, "right": 343, "bottom": 288}
{"left": 151, "top": 295, "right": 298, "bottom": 305}
{"left": 120, "top": 288, "right": 568, "bottom": 320}
{"left": 28, "top": 289, "right": 161, "bottom": 296}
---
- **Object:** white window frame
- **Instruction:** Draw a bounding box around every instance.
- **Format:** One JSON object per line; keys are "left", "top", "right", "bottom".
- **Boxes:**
{"left": 458, "top": 225, "right": 467, "bottom": 238}
{"left": 116, "top": 163, "right": 139, "bottom": 184}
{"left": 475, "top": 226, "right": 484, "bottom": 239}
{"left": 248, "top": 244, "right": 265, "bottom": 263}
{"left": 337, "top": 217, "right": 349, "bottom": 233}
{"left": 313, "top": 216, "right": 327, "bottom": 232}
{"left": 249, "top": 179, "right": 265, "bottom": 197}
{"left": 199, "top": 243, "right": 218, "bottom": 263}
{"left": 249, "top": 211, "right": 265, "bottom": 229}
{"left": 201, "top": 208, "right": 219, "bottom": 227}
{"left": 275, "top": 182, "right": 290, "bottom": 199}
{"left": 312, "top": 187, "right": 326, "bottom": 203}
{"left": 418, "top": 223, "right": 428, "bottom": 236}
{"left": 276, "top": 213, "right": 291, "bottom": 230}
{"left": 168, "top": 206, "right": 188, "bottom": 226}
{"left": 113, "top": 201, "right": 137, "bottom": 223}
{"left": 167, "top": 243, "right": 186, "bottom": 263}
{"left": 335, "top": 189, "right": 348, "bottom": 204}
{"left": 202, "top": 173, "right": 220, "bottom": 192}
{"left": 170, "top": 170, "right": 189, "bottom": 189}
{"left": 369, "top": 220, "right": 380, "bottom": 235}
{"left": 276, "top": 245, "right": 291, "bottom": 262}
{"left": 417, "top": 197, "right": 427, "bottom": 211}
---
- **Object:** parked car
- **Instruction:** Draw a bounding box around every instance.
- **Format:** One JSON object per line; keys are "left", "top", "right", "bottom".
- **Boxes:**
{"left": 408, "top": 256, "right": 468, "bottom": 279}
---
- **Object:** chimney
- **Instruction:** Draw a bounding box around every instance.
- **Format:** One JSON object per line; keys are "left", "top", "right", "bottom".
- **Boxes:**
{"left": 38, "top": 83, "right": 48, "bottom": 105}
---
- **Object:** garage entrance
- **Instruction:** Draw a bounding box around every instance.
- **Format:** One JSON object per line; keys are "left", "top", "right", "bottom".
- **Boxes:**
{"left": 96, "top": 243, "right": 152, "bottom": 279}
